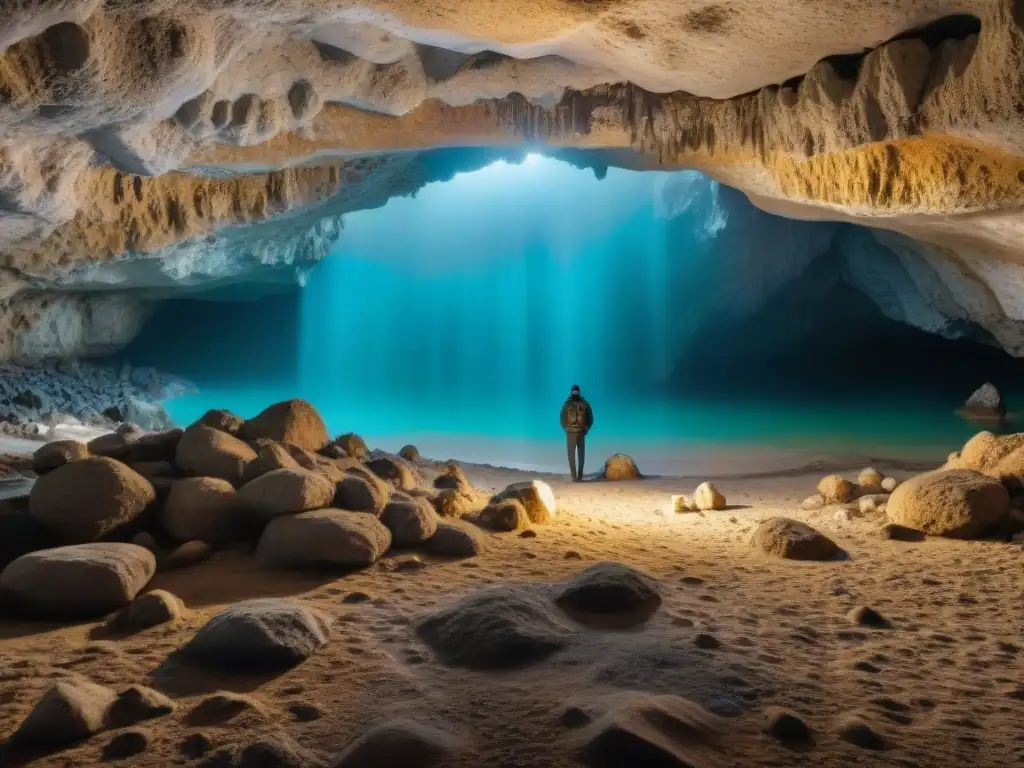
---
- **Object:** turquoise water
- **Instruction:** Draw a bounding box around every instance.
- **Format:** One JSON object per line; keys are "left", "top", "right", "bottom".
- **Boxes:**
{"left": 126, "top": 155, "right": 1024, "bottom": 475}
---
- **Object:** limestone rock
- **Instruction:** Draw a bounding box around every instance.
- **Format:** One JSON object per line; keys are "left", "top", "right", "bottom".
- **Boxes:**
{"left": 162, "top": 540, "right": 213, "bottom": 570}
{"left": 0, "top": 543, "right": 155, "bottom": 617}
{"left": 367, "top": 454, "right": 420, "bottom": 490}
{"left": 241, "top": 442, "right": 303, "bottom": 484}
{"left": 416, "top": 586, "right": 573, "bottom": 669}
{"left": 886, "top": 469, "right": 1009, "bottom": 538}
{"left": 331, "top": 433, "right": 368, "bottom": 461}
{"left": 184, "top": 598, "right": 332, "bottom": 669}
{"left": 197, "top": 409, "right": 245, "bottom": 435}
{"left": 162, "top": 476, "right": 239, "bottom": 542}
{"left": 29, "top": 456, "right": 155, "bottom": 542}
{"left": 433, "top": 461, "right": 470, "bottom": 491}
{"left": 257, "top": 508, "right": 391, "bottom": 568}
{"left": 240, "top": 399, "right": 329, "bottom": 452}
{"left": 556, "top": 562, "right": 661, "bottom": 616}
{"left": 478, "top": 498, "right": 530, "bottom": 531}
{"left": 857, "top": 468, "right": 884, "bottom": 487}
{"left": 332, "top": 719, "right": 463, "bottom": 768}
{"left": 491, "top": 480, "right": 556, "bottom": 524}
{"left": 749, "top": 517, "right": 842, "bottom": 561}
{"left": 426, "top": 520, "right": 485, "bottom": 558}
{"left": 694, "top": 481, "right": 726, "bottom": 511}
{"left": 175, "top": 424, "right": 257, "bottom": 486}
{"left": 957, "top": 383, "right": 1006, "bottom": 424}
{"left": 32, "top": 439, "right": 90, "bottom": 474}
{"left": 602, "top": 453, "right": 641, "bottom": 480}
{"left": 12, "top": 679, "right": 118, "bottom": 746}
{"left": 432, "top": 487, "right": 486, "bottom": 519}
{"left": 398, "top": 444, "right": 421, "bottom": 463}
{"left": 110, "top": 589, "right": 187, "bottom": 630}
{"left": 239, "top": 468, "right": 335, "bottom": 518}
{"left": 817, "top": 474, "right": 856, "bottom": 504}
{"left": 381, "top": 497, "right": 437, "bottom": 546}
{"left": 333, "top": 472, "right": 390, "bottom": 515}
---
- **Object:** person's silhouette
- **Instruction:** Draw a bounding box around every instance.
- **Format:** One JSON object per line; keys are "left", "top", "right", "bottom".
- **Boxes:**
{"left": 559, "top": 385, "right": 594, "bottom": 481}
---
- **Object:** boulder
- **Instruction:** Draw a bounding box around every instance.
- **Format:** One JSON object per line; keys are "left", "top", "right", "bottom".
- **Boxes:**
{"left": 0, "top": 543, "right": 155, "bottom": 618}
{"left": 183, "top": 598, "right": 332, "bottom": 669}
{"left": 433, "top": 461, "right": 469, "bottom": 490}
{"left": 367, "top": 454, "right": 420, "bottom": 490}
{"left": 602, "top": 453, "right": 641, "bottom": 480}
{"left": 556, "top": 562, "right": 661, "bottom": 616}
{"left": 106, "top": 685, "right": 175, "bottom": 729}
{"left": 11, "top": 680, "right": 118, "bottom": 746}
{"left": 238, "top": 468, "right": 335, "bottom": 519}
{"left": 109, "top": 589, "right": 187, "bottom": 630}
{"left": 946, "top": 431, "right": 1024, "bottom": 493}
{"left": 491, "top": 480, "right": 556, "bottom": 524}
{"left": 331, "top": 432, "right": 368, "bottom": 461}
{"left": 87, "top": 425, "right": 145, "bottom": 459}
{"left": 241, "top": 442, "right": 302, "bottom": 484}
{"left": 694, "top": 481, "right": 726, "bottom": 511}
{"left": 122, "top": 428, "right": 183, "bottom": 463}
{"left": 817, "top": 474, "right": 856, "bottom": 504}
{"left": 32, "top": 439, "right": 90, "bottom": 474}
{"left": 749, "top": 517, "right": 842, "bottom": 561}
{"left": 162, "top": 477, "right": 239, "bottom": 542}
{"left": 239, "top": 399, "right": 329, "bottom": 451}
{"left": 333, "top": 472, "right": 390, "bottom": 515}
{"left": 332, "top": 719, "right": 463, "bottom": 768}
{"left": 257, "top": 508, "right": 391, "bottom": 568}
{"left": 886, "top": 469, "right": 1009, "bottom": 538}
{"left": 957, "top": 382, "right": 1006, "bottom": 424}
{"left": 478, "top": 498, "right": 530, "bottom": 531}
{"left": 416, "top": 585, "right": 573, "bottom": 669}
{"left": 398, "top": 444, "right": 421, "bottom": 463}
{"left": 381, "top": 497, "right": 437, "bottom": 546}
{"left": 197, "top": 408, "right": 245, "bottom": 435}
{"left": 857, "top": 468, "right": 885, "bottom": 488}
{"left": 175, "top": 424, "right": 257, "bottom": 486}
{"left": 432, "top": 487, "right": 486, "bottom": 519}
{"left": 29, "top": 457, "right": 155, "bottom": 542}
{"left": 426, "top": 521, "right": 485, "bottom": 558}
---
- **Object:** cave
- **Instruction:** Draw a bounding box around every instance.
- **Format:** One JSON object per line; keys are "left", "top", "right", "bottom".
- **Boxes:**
{"left": 2, "top": 3, "right": 1024, "bottom": 767}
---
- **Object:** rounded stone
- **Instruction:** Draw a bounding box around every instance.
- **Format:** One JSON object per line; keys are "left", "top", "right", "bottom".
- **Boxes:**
{"left": 32, "top": 439, "right": 90, "bottom": 474}
{"left": 239, "top": 399, "right": 329, "bottom": 452}
{"left": 556, "top": 562, "right": 661, "bottom": 616}
{"left": 256, "top": 508, "right": 391, "bottom": 568}
{"left": 886, "top": 468, "right": 1009, "bottom": 538}
{"left": 380, "top": 497, "right": 437, "bottom": 546}
{"left": 162, "top": 476, "right": 239, "bottom": 542}
{"left": 818, "top": 474, "right": 856, "bottom": 504}
{"left": 175, "top": 424, "right": 257, "bottom": 486}
{"left": 602, "top": 453, "right": 641, "bottom": 480}
{"left": 238, "top": 468, "right": 335, "bottom": 518}
{"left": 490, "top": 480, "right": 556, "bottom": 524}
{"left": 749, "top": 517, "right": 842, "bottom": 561}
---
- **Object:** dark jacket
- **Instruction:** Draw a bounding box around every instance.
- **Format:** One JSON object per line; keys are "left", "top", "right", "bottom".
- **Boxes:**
{"left": 560, "top": 396, "right": 594, "bottom": 434}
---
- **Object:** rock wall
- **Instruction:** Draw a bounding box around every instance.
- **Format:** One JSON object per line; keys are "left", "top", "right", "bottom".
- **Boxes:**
{"left": 1, "top": 1, "right": 1024, "bottom": 360}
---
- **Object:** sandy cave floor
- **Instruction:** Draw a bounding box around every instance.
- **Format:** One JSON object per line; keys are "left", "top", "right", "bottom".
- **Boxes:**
{"left": 1, "top": 461, "right": 1023, "bottom": 767}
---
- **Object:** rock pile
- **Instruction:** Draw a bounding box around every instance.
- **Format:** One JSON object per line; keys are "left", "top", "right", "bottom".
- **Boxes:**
{"left": 802, "top": 468, "right": 900, "bottom": 510}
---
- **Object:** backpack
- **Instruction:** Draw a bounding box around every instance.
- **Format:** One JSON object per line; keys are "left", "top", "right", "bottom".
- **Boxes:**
{"left": 566, "top": 400, "right": 586, "bottom": 430}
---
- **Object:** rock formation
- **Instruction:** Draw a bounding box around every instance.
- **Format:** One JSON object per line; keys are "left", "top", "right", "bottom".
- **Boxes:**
{"left": 0, "top": 2, "right": 1023, "bottom": 359}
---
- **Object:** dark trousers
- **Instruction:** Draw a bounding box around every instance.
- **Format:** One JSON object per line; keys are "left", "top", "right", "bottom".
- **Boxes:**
{"left": 566, "top": 432, "right": 586, "bottom": 480}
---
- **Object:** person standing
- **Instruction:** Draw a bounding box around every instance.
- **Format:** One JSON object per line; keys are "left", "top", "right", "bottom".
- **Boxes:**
{"left": 560, "top": 384, "right": 594, "bottom": 481}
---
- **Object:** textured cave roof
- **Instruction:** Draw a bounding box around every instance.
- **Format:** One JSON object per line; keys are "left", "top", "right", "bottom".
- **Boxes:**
{"left": 2, "top": 0, "right": 1024, "bottom": 357}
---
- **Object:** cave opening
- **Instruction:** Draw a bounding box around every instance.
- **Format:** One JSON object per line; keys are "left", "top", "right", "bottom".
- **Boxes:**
{"left": 114, "top": 151, "right": 1024, "bottom": 474}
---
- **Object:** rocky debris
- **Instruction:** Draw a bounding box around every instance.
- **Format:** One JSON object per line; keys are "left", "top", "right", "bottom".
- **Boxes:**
{"left": 176, "top": 424, "right": 257, "bottom": 486}
{"left": 381, "top": 497, "right": 438, "bottom": 546}
{"left": 162, "top": 540, "right": 214, "bottom": 570}
{"left": 602, "top": 453, "right": 641, "bottom": 480}
{"left": 578, "top": 692, "right": 722, "bottom": 768}
{"left": 431, "top": 487, "right": 486, "bottom": 519}
{"left": 433, "top": 461, "right": 470, "bottom": 491}
{"left": 32, "top": 439, "right": 90, "bottom": 474}
{"left": 694, "top": 481, "right": 726, "bottom": 510}
{"left": 957, "top": 383, "right": 1007, "bottom": 424}
{"left": 880, "top": 477, "right": 898, "bottom": 492}
{"left": 0, "top": 543, "right": 155, "bottom": 618}
{"left": 331, "top": 719, "right": 462, "bottom": 768}
{"left": 491, "top": 480, "right": 556, "bottom": 524}
{"left": 556, "top": 562, "right": 661, "bottom": 617}
{"left": 11, "top": 679, "right": 118, "bottom": 746}
{"left": 877, "top": 523, "right": 926, "bottom": 541}
{"left": 163, "top": 477, "right": 239, "bottom": 542}
{"left": 366, "top": 454, "right": 420, "bottom": 490}
{"left": 763, "top": 708, "right": 812, "bottom": 744}
{"left": 801, "top": 494, "right": 824, "bottom": 510}
{"left": 109, "top": 590, "right": 188, "bottom": 631}
{"left": 416, "top": 586, "right": 573, "bottom": 669}
{"left": 240, "top": 399, "right": 329, "bottom": 452}
{"left": 886, "top": 469, "right": 1009, "bottom": 538}
{"left": 749, "top": 517, "right": 842, "bottom": 561}
{"left": 848, "top": 606, "right": 889, "bottom": 628}
{"left": 198, "top": 409, "right": 245, "bottom": 435}
{"left": 426, "top": 521, "right": 485, "bottom": 558}
{"left": 858, "top": 493, "right": 889, "bottom": 516}
{"left": 857, "top": 467, "right": 884, "bottom": 488}
{"left": 107, "top": 685, "right": 176, "bottom": 728}
{"left": 333, "top": 471, "right": 390, "bottom": 515}
{"left": 184, "top": 598, "right": 332, "bottom": 669}
{"left": 257, "top": 508, "right": 391, "bottom": 568}
{"left": 818, "top": 474, "right": 856, "bottom": 504}
{"left": 29, "top": 456, "right": 155, "bottom": 542}
{"left": 398, "top": 444, "right": 421, "bottom": 463}
{"left": 239, "top": 468, "right": 335, "bottom": 518}
{"left": 330, "top": 433, "right": 368, "bottom": 461}
{"left": 101, "top": 729, "right": 152, "bottom": 760}
{"left": 478, "top": 498, "right": 531, "bottom": 531}
{"left": 242, "top": 442, "right": 303, "bottom": 484}
{"left": 835, "top": 714, "right": 887, "bottom": 750}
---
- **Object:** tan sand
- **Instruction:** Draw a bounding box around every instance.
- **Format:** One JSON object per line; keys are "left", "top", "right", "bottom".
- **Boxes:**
{"left": 1, "top": 459, "right": 1022, "bottom": 767}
